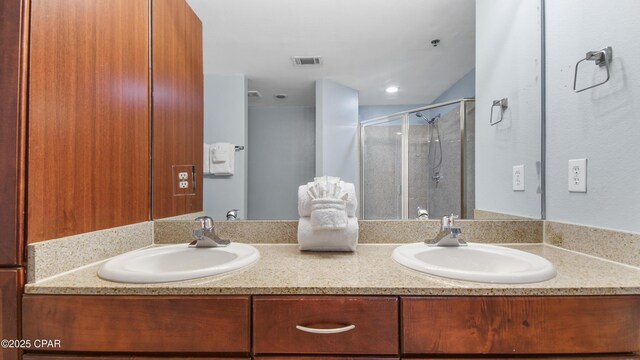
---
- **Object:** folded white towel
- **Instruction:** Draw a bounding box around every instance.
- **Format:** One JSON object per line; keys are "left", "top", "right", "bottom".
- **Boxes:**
{"left": 210, "top": 142, "right": 235, "bottom": 176}
{"left": 298, "top": 181, "right": 357, "bottom": 217}
{"left": 297, "top": 217, "right": 358, "bottom": 252}
{"left": 212, "top": 142, "right": 234, "bottom": 163}
{"left": 310, "top": 198, "right": 348, "bottom": 230}
{"left": 203, "top": 143, "right": 211, "bottom": 174}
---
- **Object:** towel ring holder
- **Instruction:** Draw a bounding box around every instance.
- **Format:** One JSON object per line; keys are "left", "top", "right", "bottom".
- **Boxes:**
{"left": 573, "top": 46, "right": 613, "bottom": 93}
{"left": 490, "top": 98, "right": 508, "bottom": 126}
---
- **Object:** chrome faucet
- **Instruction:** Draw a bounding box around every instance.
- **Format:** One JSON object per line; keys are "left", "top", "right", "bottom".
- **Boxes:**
{"left": 416, "top": 206, "right": 429, "bottom": 220}
{"left": 189, "top": 216, "right": 230, "bottom": 248}
{"left": 226, "top": 209, "right": 239, "bottom": 221}
{"left": 426, "top": 214, "right": 467, "bottom": 247}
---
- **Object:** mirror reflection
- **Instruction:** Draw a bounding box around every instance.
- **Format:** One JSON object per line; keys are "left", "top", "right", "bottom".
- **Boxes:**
{"left": 180, "top": 0, "right": 542, "bottom": 221}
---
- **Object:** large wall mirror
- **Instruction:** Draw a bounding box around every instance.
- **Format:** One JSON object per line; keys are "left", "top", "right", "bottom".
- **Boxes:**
{"left": 175, "top": 0, "right": 543, "bottom": 221}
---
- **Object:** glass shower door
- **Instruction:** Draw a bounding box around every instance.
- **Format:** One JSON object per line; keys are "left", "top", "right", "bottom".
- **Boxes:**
{"left": 408, "top": 107, "right": 462, "bottom": 220}
{"left": 361, "top": 116, "right": 403, "bottom": 219}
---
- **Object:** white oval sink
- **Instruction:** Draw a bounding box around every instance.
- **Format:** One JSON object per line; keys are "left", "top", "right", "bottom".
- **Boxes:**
{"left": 392, "top": 243, "right": 556, "bottom": 284}
{"left": 98, "top": 243, "right": 259, "bottom": 284}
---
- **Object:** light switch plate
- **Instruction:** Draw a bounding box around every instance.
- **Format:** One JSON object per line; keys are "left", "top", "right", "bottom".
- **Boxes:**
{"left": 568, "top": 158, "right": 587, "bottom": 193}
{"left": 513, "top": 165, "right": 525, "bottom": 191}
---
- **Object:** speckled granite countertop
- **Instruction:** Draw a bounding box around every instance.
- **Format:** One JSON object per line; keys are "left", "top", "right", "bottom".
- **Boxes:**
{"left": 24, "top": 244, "right": 640, "bottom": 296}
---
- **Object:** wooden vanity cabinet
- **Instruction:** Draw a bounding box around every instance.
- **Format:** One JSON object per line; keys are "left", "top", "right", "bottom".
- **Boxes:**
{"left": 20, "top": 294, "right": 640, "bottom": 358}
{"left": 402, "top": 296, "right": 640, "bottom": 356}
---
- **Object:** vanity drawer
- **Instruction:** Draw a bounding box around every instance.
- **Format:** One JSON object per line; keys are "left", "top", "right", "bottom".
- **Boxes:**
{"left": 253, "top": 296, "right": 399, "bottom": 355}
{"left": 22, "top": 295, "right": 251, "bottom": 353}
{"left": 402, "top": 296, "right": 640, "bottom": 355}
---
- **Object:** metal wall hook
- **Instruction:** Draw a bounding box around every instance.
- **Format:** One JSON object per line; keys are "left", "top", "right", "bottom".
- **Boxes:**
{"left": 490, "top": 98, "right": 508, "bottom": 126}
{"left": 573, "top": 46, "right": 613, "bottom": 93}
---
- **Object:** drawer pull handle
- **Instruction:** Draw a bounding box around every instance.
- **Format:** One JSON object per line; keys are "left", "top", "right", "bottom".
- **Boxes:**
{"left": 295, "top": 324, "right": 356, "bottom": 334}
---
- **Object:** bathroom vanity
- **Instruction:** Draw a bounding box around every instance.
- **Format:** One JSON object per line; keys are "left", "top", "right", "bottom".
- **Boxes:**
{"left": 21, "top": 244, "right": 640, "bottom": 359}
{"left": 22, "top": 294, "right": 640, "bottom": 358}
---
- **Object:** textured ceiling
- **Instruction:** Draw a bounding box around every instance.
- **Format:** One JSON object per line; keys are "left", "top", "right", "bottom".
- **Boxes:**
{"left": 187, "top": 0, "right": 476, "bottom": 106}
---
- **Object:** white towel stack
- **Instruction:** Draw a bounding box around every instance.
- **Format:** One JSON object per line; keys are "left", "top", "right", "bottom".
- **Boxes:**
{"left": 297, "top": 177, "right": 359, "bottom": 252}
{"left": 203, "top": 142, "right": 235, "bottom": 176}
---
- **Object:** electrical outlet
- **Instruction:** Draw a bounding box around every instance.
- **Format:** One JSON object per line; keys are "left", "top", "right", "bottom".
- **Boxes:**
{"left": 568, "top": 158, "right": 587, "bottom": 193}
{"left": 513, "top": 165, "right": 525, "bottom": 191}
{"left": 173, "top": 165, "right": 196, "bottom": 195}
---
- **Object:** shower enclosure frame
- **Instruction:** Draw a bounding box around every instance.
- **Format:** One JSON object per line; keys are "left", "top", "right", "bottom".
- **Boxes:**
{"left": 359, "top": 98, "right": 475, "bottom": 220}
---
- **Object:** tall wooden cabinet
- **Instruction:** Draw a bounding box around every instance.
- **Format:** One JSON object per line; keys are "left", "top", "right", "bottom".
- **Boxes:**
{"left": 152, "top": 0, "right": 204, "bottom": 219}
{"left": 0, "top": 0, "right": 26, "bottom": 266}
{"left": 25, "top": 0, "right": 204, "bottom": 242}
{"left": 1, "top": 2, "right": 28, "bottom": 360}
{"left": 27, "top": 0, "right": 151, "bottom": 242}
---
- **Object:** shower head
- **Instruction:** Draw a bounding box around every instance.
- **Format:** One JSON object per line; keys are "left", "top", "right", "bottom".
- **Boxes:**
{"left": 416, "top": 112, "right": 440, "bottom": 124}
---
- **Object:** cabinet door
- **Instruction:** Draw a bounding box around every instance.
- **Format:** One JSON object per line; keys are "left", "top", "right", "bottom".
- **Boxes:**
{"left": 28, "top": 0, "right": 151, "bottom": 242}
{"left": 1, "top": 269, "right": 23, "bottom": 360}
{"left": 22, "top": 295, "right": 250, "bottom": 353}
{"left": 152, "top": 0, "right": 204, "bottom": 218}
{"left": 402, "top": 296, "right": 640, "bottom": 355}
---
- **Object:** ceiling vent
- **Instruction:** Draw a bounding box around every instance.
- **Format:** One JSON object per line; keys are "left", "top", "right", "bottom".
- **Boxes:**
{"left": 247, "top": 90, "right": 262, "bottom": 98}
{"left": 292, "top": 56, "right": 322, "bottom": 66}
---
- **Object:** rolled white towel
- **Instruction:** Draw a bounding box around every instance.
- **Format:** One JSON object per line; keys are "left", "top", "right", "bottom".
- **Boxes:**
{"left": 310, "top": 198, "right": 348, "bottom": 230}
{"left": 298, "top": 181, "right": 357, "bottom": 217}
{"left": 297, "top": 217, "right": 358, "bottom": 252}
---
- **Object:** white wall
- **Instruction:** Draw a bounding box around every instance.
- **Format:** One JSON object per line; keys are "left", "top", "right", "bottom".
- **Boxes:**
{"left": 545, "top": 1, "right": 640, "bottom": 233}
{"left": 315, "top": 79, "right": 359, "bottom": 188}
{"left": 247, "top": 106, "right": 315, "bottom": 219}
{"left": 432, "top": 69, "right": 476, "bottom": 104}
{"left": 475, "top": 0, "right": 542, "bottom": 219}
{"left": 203, "top": 74, "right": 248, "bottom": 219}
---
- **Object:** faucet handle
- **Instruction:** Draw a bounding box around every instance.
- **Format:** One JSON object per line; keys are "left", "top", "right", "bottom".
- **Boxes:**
{"left": 195, "top": 216, "right": 214, "bottom": 232}
{"left": 416, "top": 206, "right": 429, "bottom": 220}
{"left": 226, "top": 209, "right": 239, "bottom": 221}
{"left": 441, "top": 214, "right": 459, "bottom": 229}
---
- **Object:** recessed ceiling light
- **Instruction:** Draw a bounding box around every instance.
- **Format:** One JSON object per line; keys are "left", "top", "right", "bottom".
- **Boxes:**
{"left": 385, "top": 86, "right": 399, "bottom": 94}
